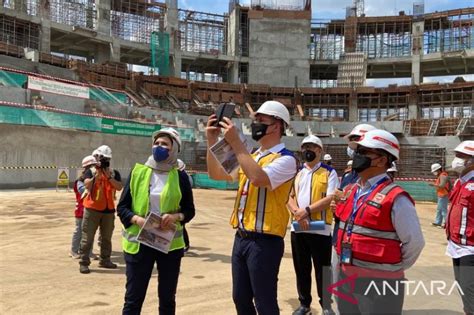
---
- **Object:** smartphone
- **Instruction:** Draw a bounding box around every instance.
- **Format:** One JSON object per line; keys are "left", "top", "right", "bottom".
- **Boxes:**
{"left": 212, "top": 103, "right": 235, "bottom": 127}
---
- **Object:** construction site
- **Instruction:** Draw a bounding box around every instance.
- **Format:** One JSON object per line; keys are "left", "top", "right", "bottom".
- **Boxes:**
{"left": 0, "top": 1, "right": 473, "bottom": 314}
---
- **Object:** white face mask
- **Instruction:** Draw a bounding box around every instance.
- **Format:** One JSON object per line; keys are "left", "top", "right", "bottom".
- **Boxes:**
{"left": 451, "top": 157, "right": 465, "bottom": 174}
{"left": 347, "top": 147, "right": 355, "bottom": 158}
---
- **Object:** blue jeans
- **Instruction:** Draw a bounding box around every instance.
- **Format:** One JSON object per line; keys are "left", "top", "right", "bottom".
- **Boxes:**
{"left": 434, "top": 195, "right": 448, "bottom": 225}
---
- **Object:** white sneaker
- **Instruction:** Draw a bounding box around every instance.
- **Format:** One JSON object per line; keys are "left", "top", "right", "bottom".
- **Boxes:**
{"left": 69, "top": 251, "right": 81, "bottom": 259}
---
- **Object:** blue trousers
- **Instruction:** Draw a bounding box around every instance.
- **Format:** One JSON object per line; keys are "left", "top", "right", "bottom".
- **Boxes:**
{"left": 434, "top": 195, "right": 448, "bottom": 225}
{"left": 232, "top": 232, "right": 284, "bottom": 315}
{"left": 123, "top": 245, "right": 184, "bottom": 315}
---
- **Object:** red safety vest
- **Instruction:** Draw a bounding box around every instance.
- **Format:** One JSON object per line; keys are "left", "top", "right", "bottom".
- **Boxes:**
{"left": 335, "top": 179, "right": 413, "bottom": 278}
{"left": 73, "top": 180, "right": 84, "bottom": 218}
{"left": 446, "top": 177, "right": 474, "bottom": 246}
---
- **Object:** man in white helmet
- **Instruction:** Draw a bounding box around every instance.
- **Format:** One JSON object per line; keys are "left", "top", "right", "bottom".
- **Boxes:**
{"left": 445, "top": 140, "right": 474, "bottom": 315}
{"left": 333, "top": 129, "right": 424, "bottom": 314}
{"left": 323, "top": 154, "right": 332, "bottom": 166}
{"left": 79, "top": 145, "right": 123, "bottom": 274}
{"left": 288, "top": 135, "right": 338, "bottom": 315}
{"left": 206, "top": 100, "right": 297, "bottom": 314}
{"left": 428, "top": 163, "right": 450, "bottom": 228}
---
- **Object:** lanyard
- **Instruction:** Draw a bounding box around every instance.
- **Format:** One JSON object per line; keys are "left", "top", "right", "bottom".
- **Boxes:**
{"left": 346, "top": 177, "right": 388, "bottom": 238}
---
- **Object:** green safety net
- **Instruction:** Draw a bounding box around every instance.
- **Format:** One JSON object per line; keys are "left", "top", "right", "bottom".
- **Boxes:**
{"left": 191, "top": 173, "right": 239, "bottom": 190}
{"left": 395, "top": 180, "right": 438, "bottom": 202}
{"left": 90, "top": 88, "right": 128, "bottom": 104}
{"left": 0, "top": 70, "right": 27, "bottom": 88}
{"left": 150, "top": 32, "right": 170, "bottom": 76}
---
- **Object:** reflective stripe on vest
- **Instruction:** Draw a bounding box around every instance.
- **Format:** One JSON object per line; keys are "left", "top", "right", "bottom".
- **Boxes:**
{"left": 293, "top": 164, "right": 333, "bottom": 224}
{"left": 446, "top": 178, "right": 474, "bottom": 246}
{"left": 231, "top": 149, "right": 296, "bottom": 238}
{"left": 350, "top": 257, "right": 403, "bottom": 272}
{"left": 122, "top": 164, "right": 184, "bottom": 254}
{"left": 338, "top": 220, "right": 400, "bottom": 241}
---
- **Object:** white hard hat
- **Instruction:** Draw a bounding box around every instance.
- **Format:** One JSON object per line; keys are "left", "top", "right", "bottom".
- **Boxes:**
{"left": 82, "top": 155, "right": 98, "bottom": 168}
{"left": 344, "top": 124, "right": 377, "bottom": 141}
{"left": 323, "top": 154, "right": 332, "bottom": 161}
{"left": 349, "top": 129, "right": 400, "bottom": 161}
{"left": 92, "top": 149, "right": 100, "bottom": 157}
{"left": 255, "top": 100, "right": 290, "bottom": 126}
{"left": 347, "top": 160, "right": 353, "bottom": 166}
{"left": 153, "top": 127, "right": 182, "bottom": 152}
{"left": 177, "top": 159, "right": 186, "bottom": 171}
{"left": 387, "top": 162, "right": 398, "bottom": 173}
{"left": 431, "top": 163, "right": 442, "bottom": 173}
{"left": 301, "top": 135, "right": 323, "bottom": 149}
{"left": 96, "top": 145, "right": 112, "bottom": 158}
{"left": 454, "top": 140, "right": 474, "bottom": 156}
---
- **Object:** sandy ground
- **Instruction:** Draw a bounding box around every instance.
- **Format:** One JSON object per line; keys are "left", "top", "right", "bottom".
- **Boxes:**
{"left": 0, "top": 188, "right": 465, "bottom": 315}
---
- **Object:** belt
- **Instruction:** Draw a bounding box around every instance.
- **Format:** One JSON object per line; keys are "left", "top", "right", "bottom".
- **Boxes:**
{"left": 236, "top": 229, "right": 282, "bottom": 240}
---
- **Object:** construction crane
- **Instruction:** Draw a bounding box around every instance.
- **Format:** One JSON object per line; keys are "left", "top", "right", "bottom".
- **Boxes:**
{"left": 353, "top": 0, "right": 364, "bottom": 17}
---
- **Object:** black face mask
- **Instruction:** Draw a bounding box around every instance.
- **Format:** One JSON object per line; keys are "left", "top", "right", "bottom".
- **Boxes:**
{"left": 302, "top": 150, "right": 316, "bottom": 162}
{"left": 251, "top": 122, "right": 270, "bottom": 141}
{"left": 352, "top": 153, "right": 373, "bottom": 173}
{"left": 99, "top": 158, "right": 110, "bottom": 169}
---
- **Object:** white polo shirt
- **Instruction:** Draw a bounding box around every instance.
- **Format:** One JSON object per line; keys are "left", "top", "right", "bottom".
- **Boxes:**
{"left": 292, "top": 162, "right": 339, "bottom": 236}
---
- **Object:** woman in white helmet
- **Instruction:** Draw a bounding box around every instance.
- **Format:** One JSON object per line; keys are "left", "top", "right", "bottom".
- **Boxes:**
{"left": 117, "top": 127, "right": 195, "bottom": 314}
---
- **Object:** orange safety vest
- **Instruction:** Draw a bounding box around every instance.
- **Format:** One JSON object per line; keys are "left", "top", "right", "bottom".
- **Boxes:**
{"left": 83, "top": 172, "right": 116, "bottom": 211}
{"left": 435, "top": 171, "right": 449, "bottom": 197}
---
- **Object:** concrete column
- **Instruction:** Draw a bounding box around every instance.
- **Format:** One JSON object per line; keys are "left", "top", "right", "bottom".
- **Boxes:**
{"left": 110, "top": 38, "right": 120, "bottom": 62}
{"left": 40, "top": 20, "right": 51, "bottom": 53}
{"left": 348, "top": 92, "right": 358, "bottom": 122}
{"left": 408, "top": 89, "right": 419, "bottom": 119}
{"left": 229, "top": 61, "right": 239, "bottom": 83}
{"left": 96, "top": 0, "right": 112, "bottom": 36}
{"left": 95, "top": 44, "right": 110, "bottom": 63}
{"left": 13, "top": 0, "right": 27, "bottom": 13}
{"left": 227, "top": 6, "right": 240, "bottom": 57}
{"left": 411, "top": 21, "right": 424, "bottom": 85}
{"left": 165, "top": 0, "right": 180, "bottom": 78}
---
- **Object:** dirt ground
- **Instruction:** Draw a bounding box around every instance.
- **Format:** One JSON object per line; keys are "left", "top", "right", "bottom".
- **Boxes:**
{"left": 0, "top": 188, "right": 465, "bottom": 314}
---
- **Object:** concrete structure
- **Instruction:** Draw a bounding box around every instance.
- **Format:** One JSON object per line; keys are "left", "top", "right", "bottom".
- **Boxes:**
{"left": 1, "top": 2, "right": 472, "bottom": 86}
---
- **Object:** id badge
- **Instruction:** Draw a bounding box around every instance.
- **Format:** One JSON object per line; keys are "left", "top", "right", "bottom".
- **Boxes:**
{"left": 340, "top": 242, "right": 353, "bottom": 265}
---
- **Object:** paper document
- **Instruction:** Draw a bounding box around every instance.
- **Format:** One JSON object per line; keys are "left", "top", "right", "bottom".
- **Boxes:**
{"left": 136, "top": 212, "right": 176, "bottom": 254}
{"left": 209, "top": 133, "right": 253, "bottom": 175}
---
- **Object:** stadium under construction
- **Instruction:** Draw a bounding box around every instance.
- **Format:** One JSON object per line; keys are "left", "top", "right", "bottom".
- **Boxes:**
{"left": 0, "top": 0, "right": 473, "bottom": 189}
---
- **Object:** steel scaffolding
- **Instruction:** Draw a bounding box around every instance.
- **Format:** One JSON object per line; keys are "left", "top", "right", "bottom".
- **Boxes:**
{"left": 311, "top": 20, "right": 345, "bottom": 60}
{"left": 111, "top": 0, "right": 165, "bottom": 43}
{"left": 177, "top": 9, "right": 228, "bottom": 55}
{"left": 424, "top": 12, "right": 473, "bottom": 54}
{"left": 0, "top": 14, "right": 39, "bottom": 49}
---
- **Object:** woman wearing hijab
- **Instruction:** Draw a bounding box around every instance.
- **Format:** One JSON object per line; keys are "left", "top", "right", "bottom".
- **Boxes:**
{"left": 117, "top": 127, "right": 195, "bottom": 315}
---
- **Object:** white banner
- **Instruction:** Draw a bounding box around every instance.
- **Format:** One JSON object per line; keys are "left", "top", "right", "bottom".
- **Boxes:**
{"left": 28, "top": 76, "right": 90, "bottom": 99}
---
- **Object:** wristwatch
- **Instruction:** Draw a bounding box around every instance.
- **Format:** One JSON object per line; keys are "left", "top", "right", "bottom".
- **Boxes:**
{"left": 305, "top": 206, "right": 311, "bottom": 217}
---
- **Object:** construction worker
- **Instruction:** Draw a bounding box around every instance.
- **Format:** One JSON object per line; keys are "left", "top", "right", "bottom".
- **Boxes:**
{"left": 323, "top": 154, "right": 332, "bottom": 166}
{"left": 288, "top": 135, "right": 338, "bottom": 315}
{"left": 445, "top": 140, "right": 474, "bottom": 315}
{"left": 387, "top": 162, "right": 398, "bottom": 181}
{"left": 429, "top": 163, "right": 449, "bottom": 228}
{"left": 206, "top": 100, "right": 297, "bottom": 315}
{"left": 79, "top": 145, "right": 123, "bottom": 274}
{"left": 117, "top": 127, "right": 195, "bottom": 314}
{"left": 334, "top": 129, "right": 425, "bottom": 314}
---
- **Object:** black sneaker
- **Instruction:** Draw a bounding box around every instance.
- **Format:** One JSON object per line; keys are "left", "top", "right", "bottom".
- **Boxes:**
{"left": 431, "top": 222, "right": 441, "bottom": 227}
{"left": 79, "top": 265, "right": 90, "bottom": 274}
{"left": 293, "top": 306, "right": 311, "bottom": 315}
{"left": 99, "top": 261, "right": 117, "bottom": 269}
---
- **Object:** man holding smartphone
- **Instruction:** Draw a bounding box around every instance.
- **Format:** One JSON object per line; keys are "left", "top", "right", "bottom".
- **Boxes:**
{"left": 206, "top": 101, "right": 297, "bottom": 315}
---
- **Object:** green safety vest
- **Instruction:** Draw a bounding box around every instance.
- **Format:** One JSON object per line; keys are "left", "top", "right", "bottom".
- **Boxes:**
{"left": 122, "top": 163, "right": 184, "bottom": 254}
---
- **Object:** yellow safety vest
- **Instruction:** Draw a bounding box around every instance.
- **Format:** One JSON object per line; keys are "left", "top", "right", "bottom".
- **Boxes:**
{"left": 230, "top": 148, "right": 296, "bottom": 238}
{"left": 293, "top": 164, "right": 333, "bottom": 225}
{"left": 122, "top": 163, "right": 184, "bottom": 254}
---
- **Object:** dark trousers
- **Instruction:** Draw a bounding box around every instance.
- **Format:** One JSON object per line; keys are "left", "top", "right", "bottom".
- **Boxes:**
{"left": 453, "top": 255, "right": 474, "bottom": 315}
{"left": 336, "top": 273, "right": 405, "bottom": 315}
{"left": 291, "top": 232, "right": 333, "bottom": 309}
{"left": 183, "top": 224, "right": 189, "bottom": 249}
{"left": 79, "top": 208, "right": 114, "bottom": 266}
{"left": 232, "top": 232, "right": 284, "bottom": 315}
{"left": 123, "top": 245, "right": 184, "bottom": 315}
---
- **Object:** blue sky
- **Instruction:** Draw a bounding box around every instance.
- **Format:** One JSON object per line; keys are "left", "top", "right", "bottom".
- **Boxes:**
{"left": 178, "top": 0, "right": 473, "bottom": 19}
